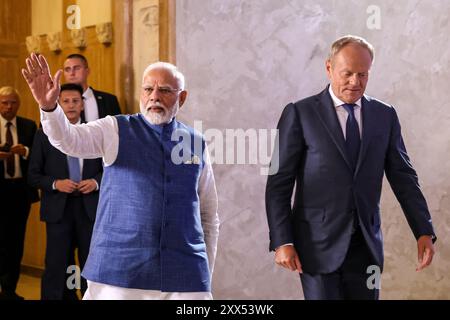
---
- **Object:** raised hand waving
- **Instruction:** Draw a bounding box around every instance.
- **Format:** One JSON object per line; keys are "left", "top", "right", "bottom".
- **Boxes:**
{"left": 21, "top": 53, "right": 62, "bottom": 110}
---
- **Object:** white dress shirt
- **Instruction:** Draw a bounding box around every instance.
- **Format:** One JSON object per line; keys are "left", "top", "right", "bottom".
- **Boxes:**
{"left": 40, "top": 106, "right": 219, "bottom": 300}
{"left": 50, "top": 119, "right": 93, "bottom": 190}
{"left": 0, "top": 115, "right": 29, "bottom": 179}
{"left": 328, "top": 86, "right": 363, "bottom": 138}
{"left": 82, "top": 87, "right": 99, "bottom": 122}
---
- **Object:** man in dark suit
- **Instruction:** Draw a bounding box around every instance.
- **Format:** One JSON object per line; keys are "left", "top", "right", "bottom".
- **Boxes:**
{"left": 28, "top": 83, "right": 103, "bottom": 300}
{"left": 63, "top": 54, "right": 121, "bottom": 121}
{"left": 0, "top": 86, "right": 39, "bottom": 300}
{"left": 265, "top": 35, "right": 436, "bottom": 300}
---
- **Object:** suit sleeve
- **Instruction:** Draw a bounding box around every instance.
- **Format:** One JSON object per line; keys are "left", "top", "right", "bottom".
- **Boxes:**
{"left": 384, "top": 107, "right": 436, "bottom": 242}
{"left": 27, "top": 120, "right": 37, "bottom": 146}
{"left": 28, "top": 130, "right": 56, "bottom": 192}
{"left": 24, "top": 121, "right": 37, "bottom": 160}
{"left": 265, "top": 103, "right": 305, "bottom": 251}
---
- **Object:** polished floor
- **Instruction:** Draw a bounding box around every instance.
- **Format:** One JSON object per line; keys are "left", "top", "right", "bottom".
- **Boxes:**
{"left": 14, "top": 272, "right": 83, "bottom": 300}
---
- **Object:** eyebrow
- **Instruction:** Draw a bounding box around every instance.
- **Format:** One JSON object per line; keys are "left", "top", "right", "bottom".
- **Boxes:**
{"left": 142, "top": 83, "right": 173, "bottom": 87}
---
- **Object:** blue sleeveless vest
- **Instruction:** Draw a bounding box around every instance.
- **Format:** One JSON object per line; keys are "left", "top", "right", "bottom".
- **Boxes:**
{"left": 82, "top": 114, "right": 211, "bottom": 292}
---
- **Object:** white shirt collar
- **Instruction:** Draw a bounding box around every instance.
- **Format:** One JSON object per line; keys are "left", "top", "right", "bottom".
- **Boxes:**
{"left": 83, "top": 87, "right": 94, "bottom": 99}
{"left": 328, "top": 85, "right": 362, "bottom": 109}
{"left": 0, "top": 115, "right": 17, "bottom": 128}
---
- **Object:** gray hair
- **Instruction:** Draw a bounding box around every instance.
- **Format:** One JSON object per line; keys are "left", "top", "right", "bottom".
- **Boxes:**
{"left": 142, "top": 62, "right": 185, "bottom": 90}
{"left": 0, "top": 86, "right": 21, "bottom": 103}
{"left": 328, "top": 35, "right": 374, "bottom": 63}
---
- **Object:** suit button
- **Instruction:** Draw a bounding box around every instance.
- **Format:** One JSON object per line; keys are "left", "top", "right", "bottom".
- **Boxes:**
{"left": 166, "top": 176, "right": 171, "bottom": 183}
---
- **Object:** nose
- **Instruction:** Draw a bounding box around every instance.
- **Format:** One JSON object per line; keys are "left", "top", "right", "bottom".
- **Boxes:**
{"left": 149, "top": 87, "right": 161, "bottom": 102}
{"left": 349, "top": 74, "right": 360, "bottom": 86}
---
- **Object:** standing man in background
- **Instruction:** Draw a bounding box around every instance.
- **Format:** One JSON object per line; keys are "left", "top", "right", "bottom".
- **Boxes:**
{"left": 63, "top": 54, "right": 121, "bottom": 121}
{"left": 266, "top": 35, "right": 436, "bottom": 300}
{"left": 0, "top": 86, "right": 39, "bottom": 300}
{"left": 28, "top": 83, "right": 103, "bottom": 300}
{"left": 62, "top": 53, "right": 120, "bottom": 295}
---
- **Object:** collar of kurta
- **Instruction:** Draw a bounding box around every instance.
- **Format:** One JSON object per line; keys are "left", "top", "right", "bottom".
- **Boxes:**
{"left": 139, "top": 113, "right": 177, "bottom": 136}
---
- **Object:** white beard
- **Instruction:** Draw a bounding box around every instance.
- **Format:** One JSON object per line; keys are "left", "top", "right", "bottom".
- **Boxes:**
{"left": 140, "top": 100, "right": 179, "bottom": 125}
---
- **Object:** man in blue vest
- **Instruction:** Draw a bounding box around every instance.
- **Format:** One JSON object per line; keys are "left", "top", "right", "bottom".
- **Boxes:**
{"left": 22, "top": 53, "right": 219, "bottom": 300}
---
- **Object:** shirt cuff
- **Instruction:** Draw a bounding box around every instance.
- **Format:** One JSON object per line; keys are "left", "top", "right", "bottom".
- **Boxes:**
{"left": 22, "top": 146, "right": 30, "bottom": 160}
{"left": 41, "top": 104, "right": 58, "bottom": 112}
{"left": 276, "top": 243, "right": 294, "bottom": 250}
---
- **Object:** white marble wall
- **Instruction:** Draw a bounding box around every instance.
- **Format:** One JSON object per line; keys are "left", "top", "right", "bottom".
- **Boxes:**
{"left": 176, "top": 0, "right": 450, "bottom": 299}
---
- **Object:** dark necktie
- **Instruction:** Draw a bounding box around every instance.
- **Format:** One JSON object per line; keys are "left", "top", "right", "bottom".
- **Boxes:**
{"left": 342, "top": 104, "right": 361, "bottom": 232}
{"left": 5, "top": 122, "right": 15, "bottom": 177}
{"left": 342, "top": 104, "right": 361, "bottom": 171}
{"left": 67, "top": 156, "right": 81, "bottom": 183}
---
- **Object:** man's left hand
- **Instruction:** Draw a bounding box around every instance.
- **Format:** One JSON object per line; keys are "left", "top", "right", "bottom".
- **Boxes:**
{"left": 416, "top": 235, "right": 435, "bottom": 272}
{"left": 78, "top": 179, "right": 97, "bottom": 194}
{"left": 10, "top": 144, "right": 27, "bottom": 157}
{"left": 0, "top": 151, "right": 12, "bottom": 160}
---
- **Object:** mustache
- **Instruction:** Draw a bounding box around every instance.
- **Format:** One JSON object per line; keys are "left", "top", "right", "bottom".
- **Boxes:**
{"left": 145, "top": 101, "right": 167, "bottom": 112}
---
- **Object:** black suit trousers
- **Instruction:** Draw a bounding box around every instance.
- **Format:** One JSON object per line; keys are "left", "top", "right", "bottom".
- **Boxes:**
{"left": 0, "top": 179, "right": 32, "bottom": 293}
{"left": 41, "top": 195, "right": 94, "bottom": 300}
{"left": 300, "top": 226, "right": 380, "bottom": 300}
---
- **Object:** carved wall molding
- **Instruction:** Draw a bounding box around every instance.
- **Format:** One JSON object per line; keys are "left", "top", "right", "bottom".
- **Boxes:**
{"left": 47, "top": 32, "right": 62, "bottom": 52}
{"left": 71, "top": 28, "right": 87, "bottom": 49}
{"left": 140, "top": 5, "right": 159, "bottom": 28}
{"left": 96, "top": 22, "right": 113, "bottom": 45}
{"left": 26, "top": 35, "right": 41, "bottom": 54}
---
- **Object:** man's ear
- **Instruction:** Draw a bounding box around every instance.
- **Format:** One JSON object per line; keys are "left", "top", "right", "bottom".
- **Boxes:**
{"left": 325, "top": 59, "right": 332, "bottom": 80}
{"left": 178, "top": 90, "right": 188, "bottom": 109}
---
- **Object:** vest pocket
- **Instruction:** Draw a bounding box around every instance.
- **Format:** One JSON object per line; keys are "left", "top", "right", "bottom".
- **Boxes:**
{"left": 97, "top": 223, "right": 158, "bottom": 248}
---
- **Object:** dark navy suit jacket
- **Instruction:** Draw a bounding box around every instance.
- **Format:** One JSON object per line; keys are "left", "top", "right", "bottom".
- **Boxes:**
{"left": 266, "top": 87, "right": 436, "bottom": 274}
{"left": 28, "top": 128, "right": 103, "bottom": 223}
{"left": 0, "top": 116, "right": 39, "bottom": 203}
{"left": 83, "top": 88, "right": 121, "bottom": 121}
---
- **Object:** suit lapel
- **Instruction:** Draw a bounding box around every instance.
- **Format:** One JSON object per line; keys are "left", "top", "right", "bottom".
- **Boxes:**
{"left": 313, "top": 88, "right": 353, "bottom": 171}
{"left": 16, "top": 117, "right": 28, "bottom": 174}
{"left": 92, "top": 88, "right": 105, "bottom": 119}
{"left": 354, "top": 95, "right": 377, "bottom": 176}
{"left": 16, "top": 117, "right": 26, "bottom": 145}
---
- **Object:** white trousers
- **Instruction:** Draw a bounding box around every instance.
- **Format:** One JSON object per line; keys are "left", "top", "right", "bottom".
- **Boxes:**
{"left": 83, "top": 280, "right": 213, "bottom": 300}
